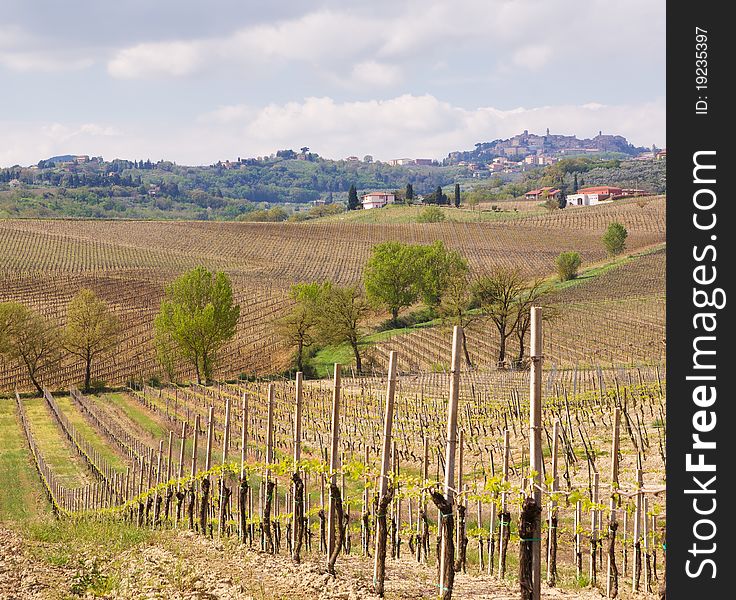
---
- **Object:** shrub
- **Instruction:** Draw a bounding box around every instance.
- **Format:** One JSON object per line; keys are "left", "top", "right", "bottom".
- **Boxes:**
{"left": 417, "top": 206, "right": 446, "bottom": 223}
{"left": 556, "top": 252, "right": 581, "bottom": 281}
{"left": 602, "top": 222, "right": 628, "bottom": 256}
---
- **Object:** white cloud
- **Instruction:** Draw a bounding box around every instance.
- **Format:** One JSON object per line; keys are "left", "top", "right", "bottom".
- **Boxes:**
{"left": 102, "top": 0, "right": 663, "bottom": 82}
{"left": 0, "top": 94, "right": 664, "bottom": 167}
{"left": 511, "top": 45, "right": 553, "bottom": 70}
{"left": 0, "top": 25, "right": 94, "bottom": 72}
{"left": 346, "top": 61, "right": 402, "bottom": 87}
{"left": 107, "top": 40, "right": 206, "bottom": 78}
{"left": 229, "top": 95, "right": 665, "bottom": 160}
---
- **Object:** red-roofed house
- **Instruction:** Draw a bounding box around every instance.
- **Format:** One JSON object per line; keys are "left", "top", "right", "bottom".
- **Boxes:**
{"left": 565, "top": 186, "right": 623, "bottom": 207}
{"left": 525, "top": 187, "right": 561, "bottom": 201}
{"left": 361, "top": 191, "right": 396, "bottom": 209}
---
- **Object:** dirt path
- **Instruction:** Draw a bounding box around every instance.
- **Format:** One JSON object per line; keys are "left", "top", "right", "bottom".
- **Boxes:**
{"left": 1, "top": 525, "right": 654, "bottom": 600}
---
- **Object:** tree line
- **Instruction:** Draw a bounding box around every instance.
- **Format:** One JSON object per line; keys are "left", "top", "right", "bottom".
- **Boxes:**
{"left": 1, "top": 267, "right": 241, "bottom": 394}
{"left": 279, "top": 241, "right": 551, "bottom": 374}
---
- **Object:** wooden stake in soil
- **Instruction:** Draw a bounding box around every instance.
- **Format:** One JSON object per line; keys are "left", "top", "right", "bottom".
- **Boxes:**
{"left": 218, "top": 397, "right": 231, "bottom": 537}
{"left": 438, "top": 325, "right": 462, "bottom": 600}
{"left": 498, "top": 428, "right": 511, "bottom": 579}
{"left": 606, "top": 407, "right": 621, "bottom": 598}
{"left": 373, "top": 351, "right": 398, "bottom": 597}
{"left": 326, "top": 364, "right": 342, "bottom": 566}
{"left": 292, "top": 372, "right": 304, "bottom": 561}
{"left": 528, "top": 307, "right": 543, "bottom": 600}
{"left": 547, "top": 420, "right": 560, "bottom": 586}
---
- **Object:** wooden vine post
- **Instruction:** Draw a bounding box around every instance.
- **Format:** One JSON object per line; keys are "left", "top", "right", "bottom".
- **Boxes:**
{"left": 326, "top": 364, "right": 342, "bottom": 572}
{"left": 547, "top": 419, "right": 560, "bottom": 586}
{"left": 175, "top": 421, "right": 186, "bottom": 527}
{"left": 264, "top": 383, "right": 275, "bottom": 553}
{"left": 633, "top": 461, "right": 643, "bottom": 591}
{"left": 200, "top": 407, "right": 214, "bottom": 535}
{"left": 218, "top": 397, "right": 231, "bottom": 537}
{"left": 521, "top": 306, "right": 543, "bottom": 600}
{"left": 498, "top": 428, "right": 511, "bottom": 579}
{"left": 373, "top": 351, "right": 398, "bottom": 597}
{"left": 189, "top": 414, "right": 200, "bottom": 530}
{"left": 437, "top": 325, "right": 462, "bottom": 600}
{"left": 239, "top": 393, "right": 248, "bottom": 542}
{"left": 606, "top": 407, "right": 621, "bottom": 598}
{"left": 292, "top": 372, "right": 304, "bottom": 562}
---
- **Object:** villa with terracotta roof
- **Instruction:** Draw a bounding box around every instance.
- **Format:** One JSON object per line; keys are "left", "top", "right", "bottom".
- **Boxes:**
{"left": 524, "top": 187, "right": 561, "bottom": 201}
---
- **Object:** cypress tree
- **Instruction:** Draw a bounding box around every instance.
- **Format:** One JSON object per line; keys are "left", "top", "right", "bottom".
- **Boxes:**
{"left": 348, "top": 185, "right": 360, "bottom": 210}
{"left": 406, "top": 183, "right": 414, "bottom": 202}
{"left": 454, "top": 183, "right": 461, "bottom": 208}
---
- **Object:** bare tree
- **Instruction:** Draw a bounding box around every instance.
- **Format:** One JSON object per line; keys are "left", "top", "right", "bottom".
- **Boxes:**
{"left": 63, "top": 289, "right": 120, "bottom": 392}
{"left": 0, "top": 302, "right": 61, "bottom": 394}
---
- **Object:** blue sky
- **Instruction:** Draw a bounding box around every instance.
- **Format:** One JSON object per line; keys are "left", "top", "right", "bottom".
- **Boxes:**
{"left": 0, "top": 0, "right": 665, "bottom": 166}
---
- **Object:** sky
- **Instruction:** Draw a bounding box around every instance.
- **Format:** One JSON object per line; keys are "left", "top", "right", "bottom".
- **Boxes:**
{"left": 0, "top": 0, "right": 665, "bottom": 167}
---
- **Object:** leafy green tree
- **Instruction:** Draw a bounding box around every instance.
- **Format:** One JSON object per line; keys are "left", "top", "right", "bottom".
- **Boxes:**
{"left": 63, "top": 289, "right": 120, "bottom": 392}
{"left": 454, "top": 183, "right": 461, "bottom": 208}
{"left": 154, "top": 267, "right": 240, "bottom": 384}
{"left": 364, "top": 242, "right": 422, "bottom": 326}
{"left": 277, "top": 282, "right": 323, "bottom": 373}
{"left": 555, "top": 252, "right": 581, "bottom": 281}
{"left": 436, "top": 186, "right": 446, "bottom": 205}
{"left": 317, "top": 284, "right": 370, "bottom": 374}
{"left": 406, "top": 183, "right": 414, "bottom": 202}
{"left": 602, "top": 222, "right": 628, "bottom": 256}
{"left": 416, "top": 242, "right": 468, "bottom": 311}
{"left": 0, "top": 302, "right": 61, "bottom": 395}
{"left": 347, "top": 185, "right": 360, "bottom": 210}
{"left": 416, "top": 206, "right": 446, "bottom": 223}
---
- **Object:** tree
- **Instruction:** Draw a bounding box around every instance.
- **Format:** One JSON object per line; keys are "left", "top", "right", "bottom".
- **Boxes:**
{"left": 555, "top": 252, "right": 581, "bottom": 281}
{"left": 435, "top": 186, "right": 446, "bottom": 205}
{"left": 318, "top": 284, "right": 370, "bottom": 374}
{"left": 0, "top": 302, "right": 60, "bottom": 395}
{"left": 405, "top": 183, "right": 414, "bottom": 203}
{"left": 438, "top": 263, "right": 475, "bottom": 367}
{"left": 543, "top": 194, "right": 559, "bottom": 213}
{"left": 277, "top": 283, "right": 323, "bottom": 373}
{"left": 602, "top": 222, "right": 628, "bottom": 256}
{"left": 472, "top": 269, "right": 528, "bottom": 368}
{"left": 154, "top": 267, "right": 240, "bottom": 384}
{"left": 63, "top": 289, "right": 120, "bottom": 393}
{"left": 364, "top": 242, "right": 421, "bottom": 326}
{"left": 510, "top": 279, "right": 550, "bottom": 366}
{"left": 416, "top": 206, "right": 446, "bottom": 223}
{"left": 347, "top": 185, "right": 360, "bottom": 210}
{"left": 416, "top": 241, "right": 468, "bottom": 311}
{"left": 454, "top": 183, "right": 461, "bottom": 208}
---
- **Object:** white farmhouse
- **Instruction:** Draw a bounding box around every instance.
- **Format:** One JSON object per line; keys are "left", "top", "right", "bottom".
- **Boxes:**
{"left": 565, "top": 186, "right": 623, "bottom": 207}
{"left": 361, "top": 191, "right": 396, "bottom": 209}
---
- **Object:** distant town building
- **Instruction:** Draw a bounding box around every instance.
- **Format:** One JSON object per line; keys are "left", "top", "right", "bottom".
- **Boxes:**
{"left": 361, "top": 191, "right": 396, "bottom": 209}
{"left": 655, "top": 149, "right": 667, "bottom": 160}
{"left": 413, "top": 158, "right": 433, "bottom": 166}
{"left": 387, "top": 158, "right": 414, "bottom": 166}
{"left": 74, "top": 155, "right": 90, "bottom": 164}
{"left": 345, "top": 156, "right": 360, "bottom": 162}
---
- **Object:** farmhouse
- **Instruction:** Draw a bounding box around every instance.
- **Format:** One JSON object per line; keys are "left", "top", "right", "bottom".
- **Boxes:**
{"left": 361, "top": 191, "right": 396, "bottom": 209}
{"left": 565, "top": 186, "right": 623, "bottom": 207}
{"left": 525, "top": 187, "right": 561, "bottom": 201}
